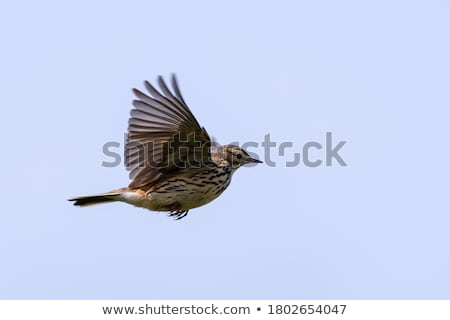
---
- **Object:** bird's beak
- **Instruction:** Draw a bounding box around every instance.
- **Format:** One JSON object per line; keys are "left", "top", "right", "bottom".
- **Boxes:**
{"left": 248, "top": 157, "right": 263, "bottom": 164}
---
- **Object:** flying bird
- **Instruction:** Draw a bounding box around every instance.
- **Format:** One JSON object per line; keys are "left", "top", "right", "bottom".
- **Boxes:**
{"left": 68, "top": 75, "right": 262, "bottom": 219}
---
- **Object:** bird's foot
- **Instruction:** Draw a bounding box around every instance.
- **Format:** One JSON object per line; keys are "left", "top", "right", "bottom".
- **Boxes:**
{"left": 168, "top": 210, "right": 189, "bottom": 220}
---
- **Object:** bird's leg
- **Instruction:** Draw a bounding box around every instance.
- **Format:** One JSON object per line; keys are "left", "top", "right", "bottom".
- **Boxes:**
{"left": 166, "top": 203, "right": 189, "bottom": 220}
{"left": 168, "top": 210, "right": 189, "bottom": 220}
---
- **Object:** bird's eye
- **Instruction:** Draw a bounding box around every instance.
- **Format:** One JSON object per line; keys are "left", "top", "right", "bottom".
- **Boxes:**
{"left": 236, "top": 154, "right": 242, "bottom": 160}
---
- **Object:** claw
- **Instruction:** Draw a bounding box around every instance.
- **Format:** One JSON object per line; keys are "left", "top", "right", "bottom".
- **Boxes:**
{"left": 168, "top": 210, "right": 189, "bottom": 220}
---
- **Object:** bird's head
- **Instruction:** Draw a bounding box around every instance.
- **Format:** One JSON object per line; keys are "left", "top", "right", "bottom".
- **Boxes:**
{"left": 213, "top": 145, "right": 263, "bottom": 169}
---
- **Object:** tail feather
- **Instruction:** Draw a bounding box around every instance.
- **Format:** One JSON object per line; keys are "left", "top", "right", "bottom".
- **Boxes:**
{"left": 68, "top": 192, "right": 123, "bottom": 207}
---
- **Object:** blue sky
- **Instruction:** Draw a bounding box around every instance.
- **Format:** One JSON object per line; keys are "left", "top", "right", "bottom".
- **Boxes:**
{"left": 1, "top": 0, "right": 449, "bottom": 299}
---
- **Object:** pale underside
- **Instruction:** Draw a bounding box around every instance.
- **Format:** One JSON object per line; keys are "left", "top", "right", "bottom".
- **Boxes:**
{"left": 119, "top": 168, "right": 233, "bottom": 212}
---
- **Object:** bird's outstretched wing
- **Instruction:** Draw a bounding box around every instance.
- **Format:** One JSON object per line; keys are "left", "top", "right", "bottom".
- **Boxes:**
{"left": 125, "top": 75, "right": 211, "bottom": 189}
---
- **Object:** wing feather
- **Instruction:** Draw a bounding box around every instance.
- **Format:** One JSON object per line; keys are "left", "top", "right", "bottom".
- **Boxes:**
{"left": 125, "top": 75, "right": 211, "bottom": 189}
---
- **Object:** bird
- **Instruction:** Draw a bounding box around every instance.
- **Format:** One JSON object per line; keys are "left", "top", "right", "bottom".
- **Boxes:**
{"left": 68, "top": 75, "right": 262, "bottom": 219}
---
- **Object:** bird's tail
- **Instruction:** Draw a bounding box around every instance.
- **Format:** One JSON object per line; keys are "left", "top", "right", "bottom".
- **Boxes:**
{"left": 68, "top": 190, "right": 125, "bottom": 207}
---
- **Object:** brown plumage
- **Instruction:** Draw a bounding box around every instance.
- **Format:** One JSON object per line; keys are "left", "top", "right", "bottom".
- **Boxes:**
{"left": 68, "top": 75, "right": 262, "bottom": 219}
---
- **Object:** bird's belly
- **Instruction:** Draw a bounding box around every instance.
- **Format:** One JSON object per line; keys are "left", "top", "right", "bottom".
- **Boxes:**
{"left": 148, "top": 177, "right": 230, "bottom": 211}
